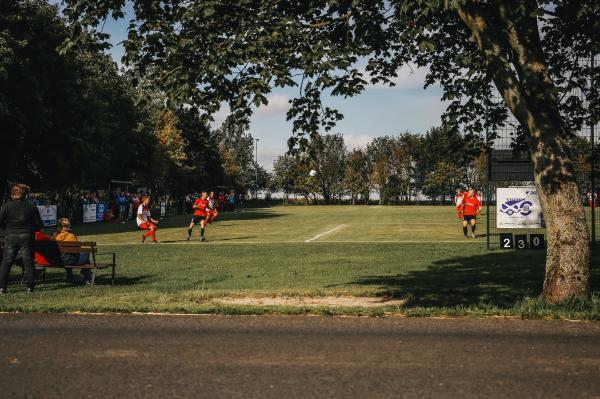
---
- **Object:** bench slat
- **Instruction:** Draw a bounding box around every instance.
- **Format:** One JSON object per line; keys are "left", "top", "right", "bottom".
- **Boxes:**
{"left": 57, "top": 241, "right": 98, "bottom": 253}
{"left": 58, "top": 247, "right": 97, "bottom": 253}
{"left": 63, "top": 263, "right": 113, "bottom": 270}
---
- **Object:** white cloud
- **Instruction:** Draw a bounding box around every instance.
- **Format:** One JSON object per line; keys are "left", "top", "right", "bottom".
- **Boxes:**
{"left": 209, "top": 102, "right": 231, "bottom": 129}
{"left": 208, "top": 94, "right": 291, "bottom": 129}
{"left": 255, "top": 94, "right": 291, "bottom": 116}
{"left": 362, "top": 63, "right": 430, "bottom": 91}
{"left": 343, "top": 133, "right": 375, "bottom": 149}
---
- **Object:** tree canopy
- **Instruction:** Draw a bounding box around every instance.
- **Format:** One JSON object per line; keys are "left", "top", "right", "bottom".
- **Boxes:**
{"left": 56, "top": 0, "right": 600, "bottom": 301}
{"left": 61, "top": 1, "right": 598, "bottom": 146}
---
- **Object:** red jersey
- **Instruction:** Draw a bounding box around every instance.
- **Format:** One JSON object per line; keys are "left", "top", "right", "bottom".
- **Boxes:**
{"left": 34, "top": 232, "right": 58, "bottom": 266}
{"left": 455, "top": 192, "right": 465, "bottom": 208}
{"left": 193, "top": 198, "right": 209, "bottom": 216}
{"left": 462, "top": 195, "right": 481, "bottom": 216}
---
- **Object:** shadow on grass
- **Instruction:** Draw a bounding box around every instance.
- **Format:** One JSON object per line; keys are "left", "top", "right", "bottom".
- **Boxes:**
{"left": 60, "top": 209, "right": 283, "bottom": 237}
{"left": 215, "top": 236, "right": 257, "bottom": 241}
{"left": 9, "top": 271, "right": 155, "bottom": 290}
{"left": 347, "top": 250, "right": 600, "bottom": 309}
{"left": 217, "top": 209, "right": 285, "bottom": 222}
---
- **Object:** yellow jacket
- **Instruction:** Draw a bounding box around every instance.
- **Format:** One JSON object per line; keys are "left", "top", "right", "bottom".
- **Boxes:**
{"left": 54, "top": 230, "right": 78, "bottom": 242}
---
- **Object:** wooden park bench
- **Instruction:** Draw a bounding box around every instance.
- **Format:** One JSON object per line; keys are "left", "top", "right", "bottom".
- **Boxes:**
{"left": 35, "top": 241, "right": 117, "bottom": 286}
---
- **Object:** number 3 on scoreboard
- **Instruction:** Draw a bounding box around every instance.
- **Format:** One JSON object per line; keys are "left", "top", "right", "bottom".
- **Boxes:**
{"left": 515, "top": 235, "right": 527, "bottom": 250}
{"left": 500, "top": 233, "right": 514, "bottom": 249}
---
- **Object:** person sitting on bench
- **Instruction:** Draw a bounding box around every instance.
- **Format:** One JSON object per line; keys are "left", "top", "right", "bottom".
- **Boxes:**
{"left": 53, "top": 218, "right": 92, "bottom": 284}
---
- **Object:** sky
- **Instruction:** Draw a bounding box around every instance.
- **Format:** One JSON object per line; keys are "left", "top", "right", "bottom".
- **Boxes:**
{"left": 98, "top": 7, "right": 447, "bottom": 170}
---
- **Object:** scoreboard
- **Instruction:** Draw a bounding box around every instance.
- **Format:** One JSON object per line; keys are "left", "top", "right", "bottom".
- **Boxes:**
{"left": 499, "top": 233, "right": 546, "bottom": 250}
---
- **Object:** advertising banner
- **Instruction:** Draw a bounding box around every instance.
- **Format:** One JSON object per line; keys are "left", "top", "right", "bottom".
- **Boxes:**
{"left": 96, "top": 202, "right": 106, "bottom": 222}
{"left": 83, "top": 204, "right": 97, "bottom": 223}
{"left": 160, "top": 201, "right": 166, "bottom": 217}
{"left": 37, "top": 205, "right": 57, "bottom": 227}
{"left": 496, "top": 187, "right": 544, "bottom": 228}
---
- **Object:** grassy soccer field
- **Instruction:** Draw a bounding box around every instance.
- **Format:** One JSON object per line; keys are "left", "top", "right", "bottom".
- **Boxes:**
{"left": 0, "top": 205, "right": 598, "bottom": 318}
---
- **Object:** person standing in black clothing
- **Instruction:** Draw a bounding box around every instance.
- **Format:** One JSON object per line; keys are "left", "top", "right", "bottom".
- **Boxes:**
{"left": 0, "top": 184, "right": 43, "bottom": 293}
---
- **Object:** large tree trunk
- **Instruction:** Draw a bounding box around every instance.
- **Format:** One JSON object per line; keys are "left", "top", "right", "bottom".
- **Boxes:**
{"left": 458, "top": 2, "right": 590, "bottom": 302}
{"left": 536, "top": 176, "right": 589, "bottom": 301}
{"left": 524, "top": 105, "right": 590, "bottom": 301}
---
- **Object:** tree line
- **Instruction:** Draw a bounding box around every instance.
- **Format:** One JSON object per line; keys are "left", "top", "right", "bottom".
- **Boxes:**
{"left": 7, "top": 0, "right": 600, "bottom": 300}
{"left": 269, "top": 127, "right": 485, "bottom": 205}
{"left": 0, "top": 0, "right": 262, "bottom": 198}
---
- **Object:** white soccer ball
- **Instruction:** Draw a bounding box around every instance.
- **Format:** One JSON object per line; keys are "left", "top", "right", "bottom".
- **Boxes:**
{"left": 309, "top": 169, "right": 317, "bottom": 177}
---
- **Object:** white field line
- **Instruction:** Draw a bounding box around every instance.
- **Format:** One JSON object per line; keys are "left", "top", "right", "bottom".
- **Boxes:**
{"left": 359, "top": 222, "right": 464, "bottom": 225}
{"left": 304, "top": 224, "right": 346, "bottom": 242}
{"left": 313, "top": 240, "right": 481, "bottom": 243}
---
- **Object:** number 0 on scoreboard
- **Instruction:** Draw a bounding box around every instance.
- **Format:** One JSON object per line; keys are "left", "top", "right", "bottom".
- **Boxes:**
{"left": 530, "top": 234, "right": 545, "bottom": 249}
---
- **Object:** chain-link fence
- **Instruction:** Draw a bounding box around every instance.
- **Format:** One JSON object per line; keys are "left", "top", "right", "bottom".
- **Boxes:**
{"left": 485, "top": 56, "right": 599, "bottom": 249}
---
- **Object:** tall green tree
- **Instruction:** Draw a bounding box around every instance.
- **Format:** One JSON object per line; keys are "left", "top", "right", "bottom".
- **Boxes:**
{"left": 0, "top": 0, "right": 154, "bottom": 191}
{"left": 343, "top": 148, "right": 372, "bottom": 205}
{"left": 175, "top": 107, "right": 225, "bottom": 191}
{"left": 422, "top": 161, "right": 464, "bottom": 203}
{"left": 63, "top": 0, "right": 600, "bottom": 302}
{"left": 214, "top": 115, "right": 256, "bottom": 192}
{"left": 271, "top": 155, "right": 296, "bottom": 203}
{"left": 312, "top": 133, "right": 347, "bottom": 204}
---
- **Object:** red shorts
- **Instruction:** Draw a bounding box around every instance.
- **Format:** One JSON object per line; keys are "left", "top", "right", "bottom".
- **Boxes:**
{"left": 139, "top": 222, "right": 156, "bottom": 230}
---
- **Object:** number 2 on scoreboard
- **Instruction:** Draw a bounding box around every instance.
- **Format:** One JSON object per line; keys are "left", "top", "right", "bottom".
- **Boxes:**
{"left": 500, "top": 233, "right": 514, "bottom": 249}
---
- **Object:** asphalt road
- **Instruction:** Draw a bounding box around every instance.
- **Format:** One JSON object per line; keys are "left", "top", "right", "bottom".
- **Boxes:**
{"left": 0, "top": 314, "right": 599, "bottom": 398}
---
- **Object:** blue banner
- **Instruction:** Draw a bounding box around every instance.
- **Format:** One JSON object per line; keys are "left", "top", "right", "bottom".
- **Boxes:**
{"left": 96, "top": 202, "right": 106, "bottom": 222}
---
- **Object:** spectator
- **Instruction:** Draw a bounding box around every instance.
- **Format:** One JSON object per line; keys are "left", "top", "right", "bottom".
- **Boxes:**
{"left": 218, "top": 192, "right": 226, "bottom": 212}
{"left": 29, "top": 193, "right": 40, "bottom": 206}
{"left": 238, "top": 193, "right": 245, "bottom": 211}
{"left": 131, "top": 194, "right": 140, "bottom": 220}
{"left": 0, "top": 184, "right": 43, "bottom": 293}
{"left": 53, "top": 218, "right": 92, "bottom": 284}
{"left": 228, "top": 192, "right": 236, "bottom": 212}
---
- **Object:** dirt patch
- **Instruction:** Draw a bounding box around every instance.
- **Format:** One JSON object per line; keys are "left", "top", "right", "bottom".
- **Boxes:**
{"left": 216, "top": 296, "right": 407, "bottom": 308}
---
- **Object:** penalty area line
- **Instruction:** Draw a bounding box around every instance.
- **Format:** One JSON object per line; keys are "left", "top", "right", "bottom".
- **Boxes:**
{"left": 305, "top": 224, "right": 346, "bottom": 242}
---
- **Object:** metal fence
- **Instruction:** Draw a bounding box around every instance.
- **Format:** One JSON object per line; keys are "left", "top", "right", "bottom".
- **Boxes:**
{"left": 485, "top": 56, "right": 599, "bottom": 249}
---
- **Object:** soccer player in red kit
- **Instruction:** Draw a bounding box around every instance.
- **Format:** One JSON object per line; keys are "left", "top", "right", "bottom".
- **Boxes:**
{"left": 206, "top": 191, "right": 218, "bottom": 224}
{"left": 461, "top": 187, "right": 481, "bottom": 238}
{"left": 137, "top": 195, "right": 159, "bottom": 243}
{"left": 187, "top": 191, "right": 209, "bottom": 241}
{"left": 454, "top": 188, "right": 466, "bottom": 220}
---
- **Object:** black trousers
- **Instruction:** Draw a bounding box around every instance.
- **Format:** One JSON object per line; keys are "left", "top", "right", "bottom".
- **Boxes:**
{"left": 0, "top": 233, "right": 35, "bottom": 289}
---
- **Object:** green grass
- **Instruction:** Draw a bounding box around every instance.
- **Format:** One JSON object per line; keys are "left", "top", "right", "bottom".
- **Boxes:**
{"left": 1, "top": 205, "right": 598, "bottom": 318}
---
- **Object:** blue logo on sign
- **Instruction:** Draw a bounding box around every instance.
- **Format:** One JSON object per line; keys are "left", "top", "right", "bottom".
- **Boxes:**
{"left": 500, "top": 198, "right": 533, "bottom": 216}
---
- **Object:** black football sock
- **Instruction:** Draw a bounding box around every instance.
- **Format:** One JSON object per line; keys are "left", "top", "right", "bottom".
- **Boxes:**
{"left": 463, "top": 226, "right": 468, "bottom": 236}
{"left": 187, "top": 228, "right": 192, "bottom": 236}
{"left": 471, "top": 225, "right": 476, "bottom": 233}
{"left": 201, "top": 228, "right": 205, "bottom": 237}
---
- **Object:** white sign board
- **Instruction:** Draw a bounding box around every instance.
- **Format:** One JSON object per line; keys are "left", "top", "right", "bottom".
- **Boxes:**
{"left": 496, "top": 187, "right": 544, "bottom": 229}
{"left": 83, "top": 204, "right": 97, "bottom": 223}
{"left": 37, "top": 205, "right": 57, "bottom": 227}
{"left": 160, "top": 201, "right": 166, "bottom": 217}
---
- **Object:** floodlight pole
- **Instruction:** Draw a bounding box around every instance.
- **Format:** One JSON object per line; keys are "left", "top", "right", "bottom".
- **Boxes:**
{"left": 591, "top": 54, "right": 596, "bottom": 246}
{"left": 255, "top": 138, "right": 260, "bottom": 199}
{"left": 486, "top": 129, "right": 492, "bottom": 250}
